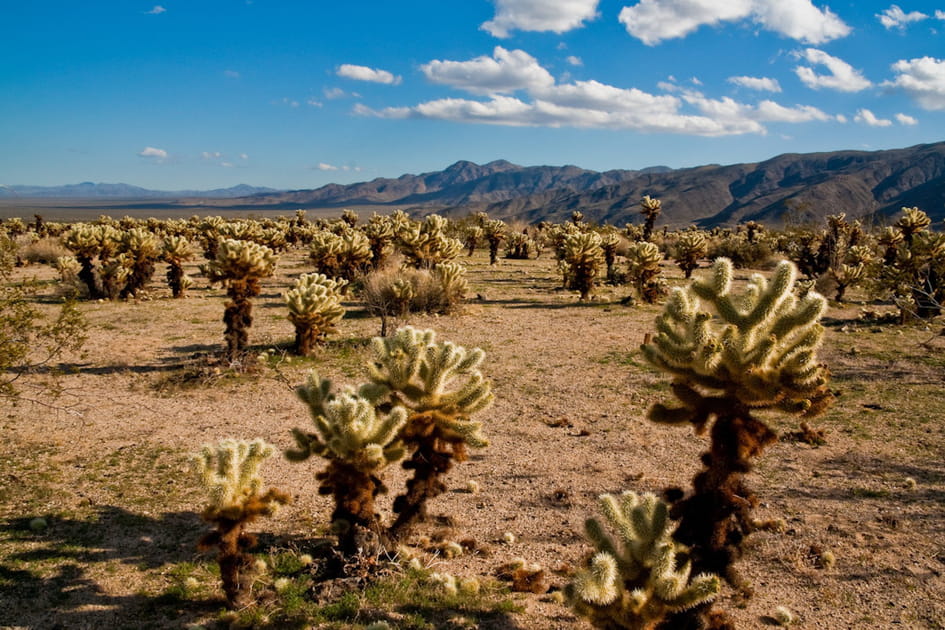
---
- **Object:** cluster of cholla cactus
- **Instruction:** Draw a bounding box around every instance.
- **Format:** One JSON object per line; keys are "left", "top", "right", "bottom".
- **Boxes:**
{"left": 873, "top": 207, "right": 945, "bottom": 321}
{"left": 363, "top": 214, "right": 396, "bottom": 269}
{"left": 626, "top": 241, "right": 665, "bottom": 304}
{"left": 465, "top": 225, "right": 484, "bottom": 257}
{"left": 505, "top": 231, "right": 534, "bottom": 260}
{"left": 119, "top": 227, "right": 162, "bottom": 298}
{"left": 567, "top": 491, "right": 721, "bottom": 630}
{"left": 308, "top": 228, "right": 372, "bottom": 285}
{"left": 640, "top": 257, "right": 832, "bottom": 626}
{"left": 482, "top": 219, "right": 508, "bottom": 265}
{"left": 287, "top": 326, "right": 492, "bottom": 553}
{"left": 284, "top": 273, "right": 347, "bottom": 355}
{"left": 397, "top": 215, "right": 464, "bottom": 269}
{"left": 193, "top": 439, "right": 290, "bottom": 608}
{"left": 559, "top": 230, "right": 605, "bottom": 301}
{"left": 202, "top": 238, "right": 278, "bottom": 361}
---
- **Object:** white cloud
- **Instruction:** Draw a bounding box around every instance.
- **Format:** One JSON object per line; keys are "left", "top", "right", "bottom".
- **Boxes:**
{"left": 794, "top": 48, "right": 872, "bottom": 92}
{"left": 895, "top": 112, "right": 918, "bottom": 125}
{"left": 728, "top": 75, "right": 783, "bottom": 92}
{"left": 482, "top": 0, "right": 600, "bottom": 37}
{"left": 566, "top": 55, "right": 583, "bottom": 66}
{"left": 854, "top": 108, "right": 893, "bottom": 126}
{"left": 421, "top": 47, "right": 555, "bottom": 95}
{"left": 224, "top": 70, "right": 240, "bottom": 79}
{"left": 937, "top": 10, "right": 945, "bottom": 20}
{"left": 754, "top": 99, "right": 833, "bottom": 122}
{"left": 201, "top": 151, "right": 223, "bottom": 160}
{"left": 138, "top": 146, "right": 167, "bottom": 160}
{"left": 221, "top": 162, "right": 234, "bottom": 168}
{"left": 877, "top": 5, "right": 927, "bottom": 29}
{"left": 323, "top": 87, "right": 346, "bottom": 99}
{"left": 145, "top": 5, "right": 166, "bottom": 15}
{"left": 336, "top": 64, "right": 401, "bottom": 85}
{"left": 618, "top": 0, "right": 850, "bottom": 46}
{"left": 240, "top": 153, "right": 250, "bottom": 160}
{"left": 884, "top": 57, "right": 945, "bottom": 110}
{"left": 316, "top": 163, "right": 339, "bottom": 171}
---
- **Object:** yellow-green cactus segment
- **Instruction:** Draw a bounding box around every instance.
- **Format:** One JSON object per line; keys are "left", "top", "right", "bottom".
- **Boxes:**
{"left": 194, "top": 438, "right": 278, "bottom": 514}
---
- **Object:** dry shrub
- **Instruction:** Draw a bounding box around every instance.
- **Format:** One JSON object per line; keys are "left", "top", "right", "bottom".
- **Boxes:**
{"left": 19, "top": 237, "right": 70, "bottom": 265}
{"left": 361, "top": 263, "right": 465, "bottom": 336}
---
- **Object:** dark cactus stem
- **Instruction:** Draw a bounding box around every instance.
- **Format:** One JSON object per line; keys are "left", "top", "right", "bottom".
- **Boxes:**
{"left": 199, "top": 518, "right": 257, "bottom": 610}
{"left": 293, "top": 322, "right": 316, "bottom": 356}
{"left": 223, "top": 278, "right": 259, "bottom": 361}
{"left": 77, "top": 255, "right": 101, "bottom": 299}
{"left": 318, "top": 461, "right": 387, "bottom": 555}
{"left": 167, "top": 262, "right": 185, "bottom": 298}
{"left": 121, "top": 259, "right": 155, "bottom": 298}
{"left": 488, "top": 237, "right": 501, "bottom": 265}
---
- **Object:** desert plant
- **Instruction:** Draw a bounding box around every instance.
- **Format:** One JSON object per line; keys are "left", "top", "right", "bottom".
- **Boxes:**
{"left": 284, "top": 273, "right": 347, "bottom": 355}
{"left": 640, "top": 258, "right": 831, "bottom": 627}
{"left": 194, "top": 439, "right": 290, "bottom": 608}
{"left": 626, "top": 241, "right": 665, "bottom": 304}
{"left": 600, "top": 230, "right": 621, "bottom": 282}
{"left": 560, "top": 231, "right": 604, "bottom": 301}
{"left": 53, "top": 255, "right": 84, "bottom": 295}
{"left": 0, "top": 236, "right": 86, "bottom": 403}
{"left": 369, "top": 327, "right": 493, "bottom": 540}
{"left": 896, "top": 206, "right": 931, "bottom": 246}
{"left": 672, "top": 231, "right": 707, "bottom": 279}
{"left": 363, "top": 215, "right": 396, "bottom": 269}
{"left": 61, "top": 224, "right": 106, "bottom": 298}
{"left": 202, "top": 238, "right": 278, "bottom": 361}
{"left": 309, "top": 228, "right": 372, "bottom": 285}
{"left": 640, "top": 196, "right": 662, "bottom": 241}
{"left": 504, "top": 232, "right": 533, "bottom": 260}
{"left": 433, "top": 261, "right": 468, "bottom": 313}
{"left": 482, "top": 219, "right": 507, "bottom": 265}
{"left": 397, "top": 215, "right": 463, "bottom": 269}
{"left": 162, "top": 235, "right": 194, "bottom": 298}
{"left": 119, "top": 227, "right": 161, "bottom": 298}
{"left": 286, "top": 374, "right": 407, "bottom": 553}
{"left": 566, "top": 491, "right": 721, "bottom": 630}
{"left": 465, "top": 225, "right": 484, "bottom": 257}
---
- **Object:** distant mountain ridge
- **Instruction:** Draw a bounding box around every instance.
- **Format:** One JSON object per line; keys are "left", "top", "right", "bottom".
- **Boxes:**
{"left": 6, "top": 142, "right": 945, "bottom": 226}
{"left": 0, "top": 182, "right": 277, "bottom": 199}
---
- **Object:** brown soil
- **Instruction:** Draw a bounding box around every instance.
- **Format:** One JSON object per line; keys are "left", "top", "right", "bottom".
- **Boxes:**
{"left": 2, "top": 247, "right": 944, "bottom": 629}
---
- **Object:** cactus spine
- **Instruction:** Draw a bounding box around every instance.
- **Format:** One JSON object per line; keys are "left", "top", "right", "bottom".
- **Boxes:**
{"left": 194, "top": 439, "right": 290, "bottom": 608}
{"left": 640, "top": 258, "right": 831, "bottom": 626}
{"left": 567, "top": 492, "right": 721, "bottom": 630}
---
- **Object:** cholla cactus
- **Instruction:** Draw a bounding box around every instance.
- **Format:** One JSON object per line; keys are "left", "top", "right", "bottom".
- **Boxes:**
{"left": 202, "top": 238, "right": 278, "bottom": 361}
{"left": 284, "top": 273, "right": 347, "bottom": 355}
{"left": 640, "top": 196, "right": 662, "bottom": 241}
{"left": 287, "top": 373, "right": 407, "bottom": 553}
{"left": 363, "top": 214, "right": 396, "bottom": 269}
{"left": 162, "top": 235, "right": 194, "bottom": 298}
{"left": 368, "top": 327, "right": 493, "bottom": 539}
{"left": 120, "top": 227, "right": 161, "bottom": 298}
{"left": 61, "top": 223, "right": 107, "bottom": 298}
{"left": 434, "top": 262, "right": 468, "bottom": 313}
{"left": 672, "top": 231, "right": 707, "bottom": 279}
{"left": 53, "top": 256, "right": 84, "bottom": 294}
{"left": 896, "top": 206, "right": 932, "bottom": 245}
{"left": 600, "top": 230, "right": 621, "bottom": 283}
{"left": 567, "top": 492, "right": 720, "bottom": 630}
{"left": 465, "top": 225, "right": 484, "bottom": 257}
{"left": 309, "top": 228, "right": 371, "bottom": 284}
{"left": 561, "top": 231, "right": 604, "bottom": 301}
{"left": 194, "top": 439, "right": 290, "bottom": 608}
{"left": 482, "top": 219, "right": 507, "bottom": 265}
{"left": 398, "top": 215, "right": 464, "bottom": 269}
{"left": 505, "top": 232, "right": 534, "bottom": 260}
{"left": 640, "top": 258, "right": 831, "bottom": 623}
{"left": 626, "top": 241, "right": 665, "bottom": 304}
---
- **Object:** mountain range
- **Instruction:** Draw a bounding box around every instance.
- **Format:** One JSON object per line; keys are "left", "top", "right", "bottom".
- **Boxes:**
{"left": 5, "top": 142, "right": 945, "bottom": 226}
{"left": 0, "top": 182, "right": 276, "bottom": 199}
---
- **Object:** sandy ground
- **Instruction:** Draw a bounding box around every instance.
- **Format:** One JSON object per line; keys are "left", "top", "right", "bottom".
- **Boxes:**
{"left": 2, "top": 246, "right": 944, "bottom": 629}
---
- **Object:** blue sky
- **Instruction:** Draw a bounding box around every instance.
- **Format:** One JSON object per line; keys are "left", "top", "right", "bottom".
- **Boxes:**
{"left": 2, "top": 1, "right": 944, "bottom": 190}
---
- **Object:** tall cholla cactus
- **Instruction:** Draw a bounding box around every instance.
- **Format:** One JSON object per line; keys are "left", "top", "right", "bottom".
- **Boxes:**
{"left": 397, "top": 215, "right": 464, "bottom": 269}
{"left": 640, "top": 196, "right": 662, "bottom": 241}
{"left": 202, "top": 238, "right": 278, "bottom": 361}
{"left": 482, "top": 219, "right": 507, "bottom": 265}
{"left": 561, "top": 231, "right": 605, "bottom": 301}
{"left": 368, "top": 327, "right": 493, "bottom": 539}
{"left": 896, "top": 206, "right": 932, "bottom": 246}
{"left": 626, "top": 241, "right": 665, "bottom": 304}
{"left": 194, "top": 439, "right": 290, "bottom": 609}
{"left": 567, "top": 492, "right": 721, "bottom": 630}
{"left": 61, "top": 223, "right": 106, "bottom": 298}
{"left": 600, "top": 229, "right": 621, "bottom": 283}
{"left": 287, "top": 374, "right": 407, "bottom": 553}
{"left": 640, "top": 257, "right": 831, "bottom": 626}
{"left": 284, "top": 273, "right": 347, "bottom": 355}
{"left": 120, "top": 227, "right": 161, "bottom": 298}
{"left": 162, "top": 235, "right": 194, "bottom": 298}
{"left": 433, "top": 261, "right": 468, "bottom": 313}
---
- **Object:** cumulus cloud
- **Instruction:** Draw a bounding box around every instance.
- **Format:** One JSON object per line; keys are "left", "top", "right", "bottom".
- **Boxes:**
{"left": 854, "top": 108, "right": 893, "bottom": 126}
{"left": 138, "top": 146, "right": 167, "bottom": 160}
{"left": 145, "top": 5, "right": 166, "bottom": 15}
{"left": 794, "top": 48, "right": 872, "bottom": 92}
{"left": 618, "top": 0, "right": 850, "bottom": 46}
{"left": 877, "top": 5, "right": 927, "bottom": 29}
{"left": 316, "top": 163, "right": 339, "bottom": 171}
{"left": 883, "top": 57, "right": 945, "bottom": 110}
{"left": 895, "top": 112, "right": 918, "bottom": 125}
{"left": 937, "top": 10, "right": 945, "bottom": 20}
{"left": 201, "top": 151, "right": 223, "bottom": 160}
{"left": 336, "top": 64, "right": 401, "bottom": 85}
{"left": 482, "top": 0, "right": 600, "bottom": 37}
{"left": 421, "top": 47, "right": 555, "bottom": 95}
{"left": 566, "top": 55, "right": 583, "bottom": 66}
{"left": 728, "top": 75, "right": 782, "bottom": 92}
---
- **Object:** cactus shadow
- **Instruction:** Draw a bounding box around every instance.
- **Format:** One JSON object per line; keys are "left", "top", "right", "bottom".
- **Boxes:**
{"left": 0, "top": 506, "right": 218, "bottom": 628}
